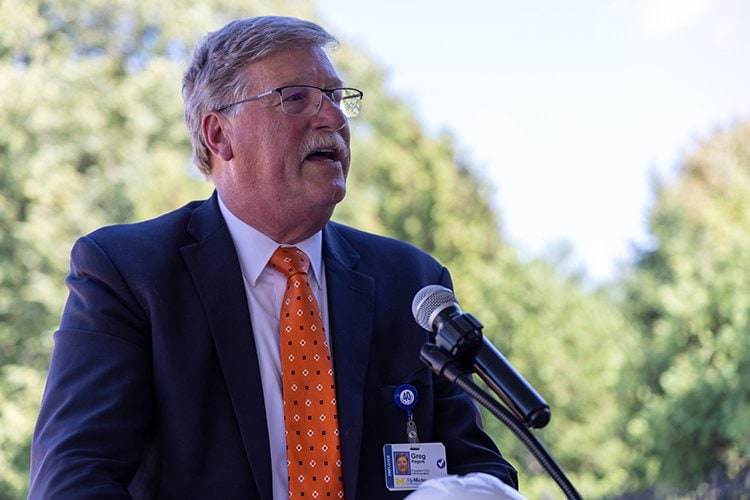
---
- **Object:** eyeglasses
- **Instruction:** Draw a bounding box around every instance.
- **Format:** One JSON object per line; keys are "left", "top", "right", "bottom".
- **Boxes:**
{"left": 216, "top": 85, "right": 363, "bottom": 117}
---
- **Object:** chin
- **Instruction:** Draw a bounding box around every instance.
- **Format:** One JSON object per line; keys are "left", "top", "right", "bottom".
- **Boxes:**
{"left": 329, "top": 188, "right": 346, "bottom": 205}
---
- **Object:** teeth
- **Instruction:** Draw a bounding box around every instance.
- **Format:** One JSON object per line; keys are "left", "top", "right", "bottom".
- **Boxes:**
{"left": 310, "top": 149, "right": 335, "bottom": 159}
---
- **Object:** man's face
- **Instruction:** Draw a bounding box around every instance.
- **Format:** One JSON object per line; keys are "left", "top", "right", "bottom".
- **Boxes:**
{"left": 212, "top": 46, "right": 351, "bottom": 235}
{"left": 396, "top": 455, "right": 409, "bottom": 474}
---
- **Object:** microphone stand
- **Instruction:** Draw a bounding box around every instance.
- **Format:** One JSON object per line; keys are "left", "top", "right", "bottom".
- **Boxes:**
{"left": 420, "top": 343, "right": 582, "bottom": 500}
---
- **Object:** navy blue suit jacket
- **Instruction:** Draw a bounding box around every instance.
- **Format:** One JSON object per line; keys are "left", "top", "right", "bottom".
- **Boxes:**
{"left": 30, "top": 193, "right": 517, "bottom": 498}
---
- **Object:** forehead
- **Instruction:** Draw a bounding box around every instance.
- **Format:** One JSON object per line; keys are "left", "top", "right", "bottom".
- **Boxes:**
{"left": 242, "top": 46, "right": 341, "bottom": 89}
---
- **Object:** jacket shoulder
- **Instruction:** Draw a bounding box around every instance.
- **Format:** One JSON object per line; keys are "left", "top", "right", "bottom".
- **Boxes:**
{"left": 85, "top": 198, "right": 212, "bottom": 251}
{"left": 325, "top": 221, "right": 446, "bottom": 280}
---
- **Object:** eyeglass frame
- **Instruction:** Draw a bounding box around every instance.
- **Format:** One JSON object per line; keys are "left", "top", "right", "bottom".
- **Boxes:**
{"left": 215, "top": 84, "right": 364, "bottom": 117}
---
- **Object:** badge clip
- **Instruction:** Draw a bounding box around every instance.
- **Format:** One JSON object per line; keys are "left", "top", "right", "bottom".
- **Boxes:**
{"left": 394, "top": 384, "right": 420, "bottom": 443}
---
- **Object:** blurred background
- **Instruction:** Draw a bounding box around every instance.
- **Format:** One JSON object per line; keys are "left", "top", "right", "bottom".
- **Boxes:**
{"left": 314, "top": 0, "right": 750, "bottom": 284}
{"left": 1, "top": 0, "right": 749, "bottom": 497}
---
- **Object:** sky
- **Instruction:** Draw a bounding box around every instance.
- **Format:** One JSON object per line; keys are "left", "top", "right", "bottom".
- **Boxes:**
{"left": 312, "top": 0, "right": 750, "bottom": 283}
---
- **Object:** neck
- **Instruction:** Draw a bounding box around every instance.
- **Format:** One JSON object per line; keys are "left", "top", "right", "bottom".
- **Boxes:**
{"left": 223, "top": 197, "right": 332, "bottom": 244}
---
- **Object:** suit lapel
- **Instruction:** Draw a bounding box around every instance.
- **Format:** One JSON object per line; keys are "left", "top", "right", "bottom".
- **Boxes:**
{"left": 180, "top": 194, "right": 272, "bottom": 499}
{"left": 323, "top": 223, "right": 376, "bottom": 499}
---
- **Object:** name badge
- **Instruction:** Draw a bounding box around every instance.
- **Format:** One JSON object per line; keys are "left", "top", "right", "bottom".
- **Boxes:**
{"left": 383, "top": 442, "right": 448, "bottom": 491}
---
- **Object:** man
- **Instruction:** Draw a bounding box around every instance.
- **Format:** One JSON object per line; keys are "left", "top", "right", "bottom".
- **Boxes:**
{"left": 29, "top": 16, "right": 518, "bottom": 499}
{"left": 395, "top": 453, "right": 410, "bottom": 475}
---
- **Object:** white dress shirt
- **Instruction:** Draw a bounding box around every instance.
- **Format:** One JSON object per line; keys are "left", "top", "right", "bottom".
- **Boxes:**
{"left": 218, "top": 196, "right": 331, "bottom": 500}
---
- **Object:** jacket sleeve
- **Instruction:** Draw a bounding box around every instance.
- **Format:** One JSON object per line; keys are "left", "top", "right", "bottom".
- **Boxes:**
{"left": 29, "top": 235, "right": 154, "bottom": 499}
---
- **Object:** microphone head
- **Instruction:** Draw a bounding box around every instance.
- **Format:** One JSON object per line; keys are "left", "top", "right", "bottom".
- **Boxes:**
{"left": 412, "top": 285, "right": 459, "bottom": 331}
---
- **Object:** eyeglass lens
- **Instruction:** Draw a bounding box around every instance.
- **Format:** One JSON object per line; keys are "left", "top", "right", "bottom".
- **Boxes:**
{"left": 279, "top": 87, "right": 361, "bottom": 117}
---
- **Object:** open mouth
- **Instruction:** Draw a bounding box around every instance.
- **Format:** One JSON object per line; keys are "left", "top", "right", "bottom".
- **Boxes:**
{"left": 305, "top": 149, "right": 338, "bottom": 162}
{"left": 300, "top": 134, "right": 349, "bottom": 166}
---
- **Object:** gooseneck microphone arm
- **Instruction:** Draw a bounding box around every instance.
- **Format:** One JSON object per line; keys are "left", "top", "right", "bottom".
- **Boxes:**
{"left": 419, "top": 344, "right": 581, "bottom": 500}
{"left": 412, "top": 285, "right": 581, "bottom": 500}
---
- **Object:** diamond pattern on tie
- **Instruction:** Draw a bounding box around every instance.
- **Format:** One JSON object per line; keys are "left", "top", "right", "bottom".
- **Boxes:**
{"left": 269, "top": 247, "right": 345, "bottom": 499}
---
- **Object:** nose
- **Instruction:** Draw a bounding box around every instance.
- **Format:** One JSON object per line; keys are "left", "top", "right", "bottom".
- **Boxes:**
{"left": 312, "top": 92, "right": 347, "bottom": 132}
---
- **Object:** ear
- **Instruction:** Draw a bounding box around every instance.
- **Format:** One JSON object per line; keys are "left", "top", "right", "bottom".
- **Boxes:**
{"left": 202, "top": 112, "right": 234, "bottom": 161}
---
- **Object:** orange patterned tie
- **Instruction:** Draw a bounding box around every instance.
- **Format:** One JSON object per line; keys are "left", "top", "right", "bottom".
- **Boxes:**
{"left": 269, "top": 246, "right": 345, "bottom": 499}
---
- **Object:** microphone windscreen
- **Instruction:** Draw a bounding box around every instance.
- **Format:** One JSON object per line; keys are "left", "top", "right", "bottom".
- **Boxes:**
{"left": 411, "top": 285, "right": 456, "bottom": 331}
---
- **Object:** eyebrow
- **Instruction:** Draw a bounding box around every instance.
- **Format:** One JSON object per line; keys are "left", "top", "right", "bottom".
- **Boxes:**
{"left": 274, "top": 77, "right": 345, "bottom": 89}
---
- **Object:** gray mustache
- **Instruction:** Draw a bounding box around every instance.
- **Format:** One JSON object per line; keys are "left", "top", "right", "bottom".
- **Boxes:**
{"left": 299, "top": 133, "right": 349, "bottom": 162}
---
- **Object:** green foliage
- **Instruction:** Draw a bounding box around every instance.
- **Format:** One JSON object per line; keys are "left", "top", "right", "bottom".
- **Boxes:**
{"left": 332, "top": 44, "right": 506, "bottom": 266}
{"left": 620, "top": 122, "right": 750, "bottom": 492}
{"left": 0, "top": 365, "right": 44, "bottom": 498}
{"left": 473, "top": 258, "right": 633, "bottom": 498}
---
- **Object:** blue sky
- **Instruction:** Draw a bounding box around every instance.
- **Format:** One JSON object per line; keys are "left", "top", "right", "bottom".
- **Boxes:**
{"left": 313, "top": 0, "right": 750, "bottom": 282}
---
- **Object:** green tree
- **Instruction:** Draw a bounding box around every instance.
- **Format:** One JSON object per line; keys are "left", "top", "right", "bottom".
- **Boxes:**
{"left": 620, "top": 121, "right": 750, "bottom": 493}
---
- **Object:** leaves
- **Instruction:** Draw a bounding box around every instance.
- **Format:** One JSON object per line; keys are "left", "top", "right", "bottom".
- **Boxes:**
{"left": 621, "top": 122, "right": 750, "bottom": 490}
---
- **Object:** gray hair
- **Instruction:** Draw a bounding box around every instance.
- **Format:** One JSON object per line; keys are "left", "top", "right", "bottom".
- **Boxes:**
{"left": 182, "top": 16, "right": 338, "bottom": 175}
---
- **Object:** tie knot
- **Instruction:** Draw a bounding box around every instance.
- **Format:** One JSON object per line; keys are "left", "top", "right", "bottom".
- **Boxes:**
{"left": 269, "top": 246, "right": 310, "bottom": 278}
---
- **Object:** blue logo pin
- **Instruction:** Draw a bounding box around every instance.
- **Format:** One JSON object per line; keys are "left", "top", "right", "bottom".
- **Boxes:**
{"left": 394, "top": 384, "right": 419, "bottom": 413}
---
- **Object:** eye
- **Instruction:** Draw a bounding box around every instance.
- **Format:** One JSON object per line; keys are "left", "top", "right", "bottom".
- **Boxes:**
{"left": 283, "top": 91, "right": 307, "bottom": 103}
{"left": 277, "top": 87, "right": 316, "bottom": 115}
{"left": 280, "top": 87, "right": 311, "bottom": 103}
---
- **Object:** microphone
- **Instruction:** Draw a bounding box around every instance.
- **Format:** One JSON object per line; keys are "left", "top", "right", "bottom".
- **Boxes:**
{"left": 412, "top": 285, "right": 551, "bottom": 429}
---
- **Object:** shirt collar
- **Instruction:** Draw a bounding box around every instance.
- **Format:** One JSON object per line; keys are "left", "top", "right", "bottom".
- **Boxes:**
{"left": 218, "top": 195, "right": 323, "bottom": 288}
